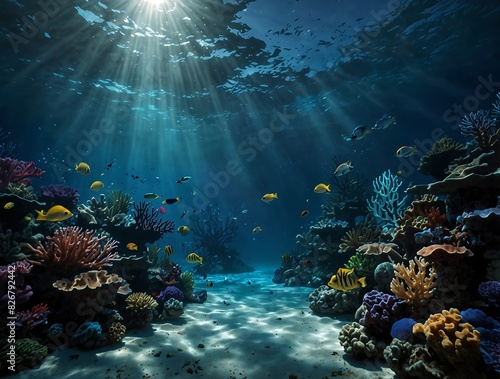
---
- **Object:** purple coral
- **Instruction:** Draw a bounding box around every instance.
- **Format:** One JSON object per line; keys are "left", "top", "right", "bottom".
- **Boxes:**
{"left": 478, "top": 281, "right": 500, "bottom": 307}
{"left": 476, "top": 327, "right": 500, "bottom": 373}
{"left": 133, "top": 201, "right": 174, "bottom": 238}
{"left": 39, "top": 184, "right": 80, "bottom": 210}
{"left": 156, "top": 286, "right": 184, "bottom": 304}
{"left": 360, "top": 290, "right": 407, "bottom": 335}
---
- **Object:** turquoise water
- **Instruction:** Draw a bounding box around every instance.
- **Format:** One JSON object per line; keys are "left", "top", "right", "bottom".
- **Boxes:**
{"left": 1, "top": 0, "right": 500, "bottom": 377}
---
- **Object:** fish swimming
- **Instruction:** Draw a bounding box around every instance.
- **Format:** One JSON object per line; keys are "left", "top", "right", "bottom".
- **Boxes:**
{"left": 35, "top": 205, "right": 74, "bottom": 222}
{"left": 314, "top": 183, "right": 330, "bottom": 193}
{"left": 90, "top": 181, "right": 104, "bottom": 191}
{"left": 327, "top": 267, "right": 367, "bottom": 292}
{"left": 186, "top": 252, "right": 203, "bottom": 264}
{"left": 373, "top": 115, "right": 396, "bottom": 130}
{"left": 144, "top": 193, "right": 159, "bottom": 200}
{"left": 75, "top": 162, "right": 90, "bottom": 175}
{"left": 396, "top": 146, "right": 418, "bottom": 158}
{"left": 178, "top": 225, "right": 190, "bottom": 236}
{"left": 162, "top": 197, "right": 181, "bottom": 205}
{"left": 344, "top": 125, "right": 371, "bottom": 141}
{"left": 300, "top": 210, "right": 309, "bottom": 217}
{"left": 126, "top": 242, "right": 138, "bottom": 251}
{"left": 334, "top": 161, "right": 354, "bottom": 176}
{"left": 164, "top": 245, "right": 173, "bottom": 256}
{"left": 261, "top": 193, "right": 278, "bottom": 203}
{"left": 252, "top": 226, "right": 262, "bottom": 234}
{"left": 4, "top": 202, "right": 14, "bottom": 209}
{"left": 176, "top": 176, "right": 192, "bottom": 183}
{"left": 206, "top": 281, "right": 214, "bottom": 287}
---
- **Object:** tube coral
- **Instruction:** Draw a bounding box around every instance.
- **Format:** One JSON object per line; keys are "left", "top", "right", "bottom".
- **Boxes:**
{"left": 26, "top": 226, "right": 119, "bottom": 273}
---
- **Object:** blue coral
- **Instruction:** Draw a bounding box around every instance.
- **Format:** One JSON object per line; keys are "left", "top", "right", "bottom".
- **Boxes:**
{"left": 461, "top": 308, "right": 500, "bottom": 329}
{"left": 478, "top": 281, "right": 500, "bottom": 307}
{"left": 69, "top": 322, "right": 107, "bottom": 349}
{"left": 390, "top": 318, "right": 417, "bottom": 341}
{"left": 156, "top": 286, "right": 184, "bottom": 305}
{"left": 476, "top": 327, "right": 500, "bottom": 373}
{"left": 360, "top": 290, "right": 407, "bottom": 335}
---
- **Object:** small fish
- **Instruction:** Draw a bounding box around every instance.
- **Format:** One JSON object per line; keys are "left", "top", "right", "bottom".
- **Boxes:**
{"left": 344, "top": 125, "right": 371, "bottom": 141}
{"left": 186, "top": 252, "right": 203, "bottom": 264}
{"left": 314, "top": 183, "right": 330, "bottom": 193}
{"left": 90, "top": 181, "right": 104, "bottom": 191}
{"left": 176, "top": 176, "right": 192, "bottom": 183}
{"left": 302, "top": 259, "right": 312, "bottom": 267}
{"left": 178, "top": 225, "right": 190, "bottom": 236}
{"left": 157, "top": 206, "right": 166, "bottom": 214}
{"left": 334, "top": 161, "right": 354, "bottom": 176}
{"left": 261, "top": 193, "right": 278, "bottom": 203}
{"left": 252, "top": 226, "right": 262, "bottom": 234}
{"left": 24, "top": 216, "right": 31, "bottom": 221}
{"left": 144, "top": 193, "right": 159, "bottom": 200}
{"left": 75, "top": 162, "right": 90, "bottom": 175}
{"left": 327, "top": 267, "right": 367, "bottom": 292}
{"left": 241, "top": 209, "right": 248, "bottom": 214}
{"left": 373, "top": 115, "right": 396, "bottom": 130}
{"left": 230, "top": 216, "right": 238, "bottom": 221}
{"left": 164, "top": 245, "right": 173, "bottom": 256}
{"left": 396, "top": 146, "right": 418, "bottom": 158}
{"left": 207, "top": 281, "right": 214, "bottom": 287}
{"left": 180, "top": 211, "right": 186, "bottom": 219}
{"left": 35, "top": 205, "right": 73, "bottom": 222}
{"left": 126, "top": 242, "right": 138, "bottom": 251}
{"left": 300, "top": 210, "right": 309, "bottom": 217}
{"left": 4, "top": 202, "right": 14, "bottom": 209}
{"left": 281, "top": 254, "right": 293, "bottom": 266}
{"left": 396, "top": 170, "right": 405, "bottom": 176}
{"left": 162, "top": 197, "right": 181, "bottom": 205}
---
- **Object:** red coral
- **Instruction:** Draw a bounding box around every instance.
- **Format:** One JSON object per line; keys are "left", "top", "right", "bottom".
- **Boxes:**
{"left": 425, "top": 207, "right": 446, "bottom": 228}
{"left": 0, "top": 157, "right": 45, "bottom": 189}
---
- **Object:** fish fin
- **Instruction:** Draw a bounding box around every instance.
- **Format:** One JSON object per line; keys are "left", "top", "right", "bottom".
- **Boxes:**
{"left": 358, "top": 277, "right": 367, "bottom": 287}
{"left": 35, "top": 210, "right": 46, "bottom": 220}
{"left": 347, "top": 267, "right": 355, "bottom": 275}
{"left": 274, "top": 193, "right": 278, "bottom": 198}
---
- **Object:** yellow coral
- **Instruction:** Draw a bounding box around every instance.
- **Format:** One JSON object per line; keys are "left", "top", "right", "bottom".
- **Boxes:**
{"left": 107, "top": 322, "right": 126, "bottom": 344}
{"left": 390, "top": 257, "right": 437, "bottom": 307}
{"left": 125, "top": 292, "right": 158, "bottom": 312}
{"left": 413, "top": 308, "right": 481, "bottom": 370}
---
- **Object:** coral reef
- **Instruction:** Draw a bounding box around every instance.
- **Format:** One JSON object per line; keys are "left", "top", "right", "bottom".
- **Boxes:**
{"left": 358, "top": 290, "right": 407, "bottom": 337}
{"left": 106, "top": 322, "right": 126, "bottom": 344}
{"left": 69, "top": 321, "right": 108, "bottom": 349}
{"left": 26, "top": 226, "right": 119, "bottom": 273}
{"left": 39, "top": 184, "right": 79, "bottom": 211}
{"left": 0, "top": 157, "right": 45, "bottom": 190}
{"left": 158, "top": 298, "right": 184, "bottom": 320}
{"left": 418, "top": 138, "right": 468, "bottom": 180}
{"left": 308, "top": 285, "right": 360, "bottom": 315}
{"left": 125, "top": 292, "right": 158, "bottom": 312}
{"left": 339, "top": 322, "right": 379, "bottom": 358}
{"left": 390, "top": 257, "right": 437, "bottom": 308}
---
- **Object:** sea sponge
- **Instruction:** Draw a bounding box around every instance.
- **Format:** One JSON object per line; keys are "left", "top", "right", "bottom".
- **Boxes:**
{"left": 106, "top": 322, "right": 126, "bottom": 344}
{"left": 413, "top": 308, "right": 481, "bottom": 371}
{"left": 390, "top": 257, "right": 437, "bottom": 308}
{"left": 338, "top": 322, "right": 379, "bottom": 358}
{"left": 125, "top": 292, "right": 158, "bottom": 312}
{"left": 0, "top": 338, "right": 48, "bottom": 372}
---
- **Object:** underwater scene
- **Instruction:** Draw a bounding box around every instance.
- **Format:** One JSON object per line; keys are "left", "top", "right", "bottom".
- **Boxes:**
{"left": 1, "top": 0, "right": 500, "bottom": 378}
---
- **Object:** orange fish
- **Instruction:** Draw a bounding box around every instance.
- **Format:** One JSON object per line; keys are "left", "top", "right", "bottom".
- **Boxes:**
{"left": 302, "top": 259, "right": 312, "bottom": 267}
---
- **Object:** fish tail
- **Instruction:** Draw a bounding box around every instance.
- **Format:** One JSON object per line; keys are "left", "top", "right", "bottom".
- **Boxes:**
{"left": 199, "top": 258, "right": 203, "bottom": 264}
{"left": 358, "top": 277, "right": 367, "bottom": 288}
{"left": 274, "top": 193, "right": 278, "bottom": 199}
{"left": 35, "top": 210, "right": 46, "bottom": 221}
{"left": 326, "top": 184, "right": 330, "bottom": 192}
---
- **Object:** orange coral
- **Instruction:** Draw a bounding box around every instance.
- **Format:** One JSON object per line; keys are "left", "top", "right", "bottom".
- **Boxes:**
{"left": 26, "top": 226, "right": 119, "bottom": 273}
{"left": 424, "top": 207, "right": 446, "bottom": 228}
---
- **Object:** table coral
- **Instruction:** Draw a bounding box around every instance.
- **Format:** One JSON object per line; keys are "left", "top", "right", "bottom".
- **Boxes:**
{"left": 339, "top": 322, "right": 379, "bottom": 358}
{"left": 413, "top": 308, "right": 482, "bottom": 375}
{"left": 390, "top": 257, "right": 437, "bottom": 308}
{"left": 52, "top": 270, "right": 131, "bottom": 295}
{"left": 416, "top": 244, "right": 473, "bottom": 261}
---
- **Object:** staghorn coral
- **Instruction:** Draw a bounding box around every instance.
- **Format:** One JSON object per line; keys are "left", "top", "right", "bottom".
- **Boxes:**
{"left": 390, "top": 257, "right": 437, "bottom": 308}
{"left": 125, "top": 292, "right": 158, "bottom": 312}
{"left": 106, "top": 322, "right": 126, "bottom": 344}
{"left": 460, "top": 110, "right": 499, "bottom": 152}
{"left": 413, "top": 308, "right": 482, "bottom": 377}
{"left": 418, "top": 138, "right": 467, "bottom": 180}
{"left": 26, "top": 226, "right": 119, "bottom": 273}
{"left": 339, "top": 217, "right": 381, "bottom": 252}
{"left": 338, "top": 322, "right": 379, "bottom": 358}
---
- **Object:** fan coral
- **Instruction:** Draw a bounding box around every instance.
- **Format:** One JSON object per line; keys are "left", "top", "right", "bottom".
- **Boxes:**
{"left": 338, "top": 322, "right": 379, "bottom": 358}
{"left": 26, "top": 226, "right": 119, "bottom": 273}
{"left": 0, "top": 158, "right": 45, "bottom": 190}
{"left": 390, "top": 257, "right": 437, "bottom": 307}
{"left": 460, "top": 110, "right": 499, "bottom": 152}
{"left": 125, "top": 292, "right": 158, "bottom": 312}
{"left": 133, "top": 201, "right": 174, "bottom": 238}
{"left": 106, "top": 322, "right": 126, "bottom": 344}
{"left": 413, "top": 308, "right": 482, "bottom": 375}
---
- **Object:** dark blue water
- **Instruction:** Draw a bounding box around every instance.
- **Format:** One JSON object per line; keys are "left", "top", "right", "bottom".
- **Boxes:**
{"left": 1, "top": 0, "right": 499, "bottom": 268}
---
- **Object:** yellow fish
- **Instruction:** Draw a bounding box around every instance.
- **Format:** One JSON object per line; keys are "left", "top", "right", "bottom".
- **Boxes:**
{"left": 4, "top": 202, "right": 14, "bottom": 209}
{"left": 186, "top": 252, "right": 203, "bottom": 264}
{"left": 314, "top": 183, "right": 330, "bottom": 193}
{"left": 396, "top": 146, "right": 418, "bottom": 158}
{"left": 126, "top": 242, "right": 138, "bottom": 251}
{"left": 164, "top": 245, "right": 173, "bottom": 256}
{"left": 178, "top": 226, "right": 190, "bottom": 236}
{"left": 252, "top": 226, "right": 262, "bottom": 234}
{"left": 327, "top": 267, "right": 367, "bottom": 292}
{"left": 90, "top": 181, "right": 104, "bottom": 191}
{"left": 75, "top": 162, "right": 91, "bottom": 175}
{"left": 35, "top": 205, "right": 73, "bottom": 222}
{"left": 144, "top": 193, "right": 159, "bottom": 200}
{"left": 334, "top": 161, "right": 354, "bottom": 176}
{"left": 261, "top": 193, "right": 278, "bottom": 203}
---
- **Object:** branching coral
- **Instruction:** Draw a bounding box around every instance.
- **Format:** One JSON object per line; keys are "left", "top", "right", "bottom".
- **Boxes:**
{"left": 413, "top": 308, "right": 482, "bottom": 375}
{"left": 26, "top": 226, "right": 119, "bottom": 273}
{"left": 133, "top": 201, "right": 174, "bottom": 237}
{"left": 460, "top": 110, "right": 499, "bottom": 152}
{"left": 190, "top": 204, "right": 237, "bottom": 251}
{"left": 367, "top": 170, "right": 408, "bottom": 228}
{"left": 0, "top": 157, "right": 45, "bottom": 190}
{"left": 390, "top": 257, "right": 437, "bottom": 307}
{"left": 125, "top": 292, "right": 158, "bottom": 312}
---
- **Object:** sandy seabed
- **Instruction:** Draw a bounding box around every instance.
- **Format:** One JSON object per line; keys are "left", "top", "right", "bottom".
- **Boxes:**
{"left": 18, "top": 269, "right": 395, "bottom": 379}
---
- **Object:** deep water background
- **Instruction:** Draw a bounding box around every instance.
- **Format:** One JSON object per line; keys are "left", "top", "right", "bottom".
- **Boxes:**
{"left": 1, "top": 0, "right": 499, "bottom": 269}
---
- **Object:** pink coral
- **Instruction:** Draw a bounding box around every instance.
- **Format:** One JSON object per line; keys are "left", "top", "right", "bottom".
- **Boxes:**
{"left": 0, "top": 157, "right": 45, "bottom": 189}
